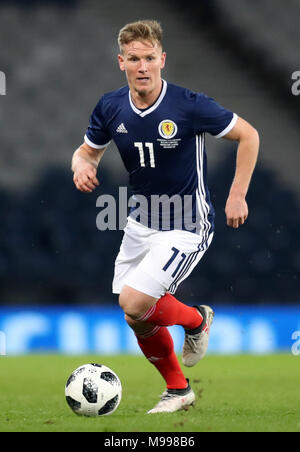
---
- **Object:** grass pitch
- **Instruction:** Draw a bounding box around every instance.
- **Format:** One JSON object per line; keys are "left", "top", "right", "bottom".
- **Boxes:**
{"left": 0, "top": 354, "right": 299, "bottom": 432}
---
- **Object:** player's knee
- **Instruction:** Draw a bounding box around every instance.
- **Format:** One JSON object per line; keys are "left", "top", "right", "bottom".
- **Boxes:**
{"left": 124, "top": 314, "right": 135, "bottom": 327}
{"left": 119, "top": 286, "right": 153, "bottom": 320}
{"left": 118, "top": 292, "right": 141, "bottom": 320}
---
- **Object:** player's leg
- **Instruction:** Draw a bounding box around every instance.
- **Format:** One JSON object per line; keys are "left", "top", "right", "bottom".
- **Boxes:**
{"left": 124, "top": 313, "right": 195, "bottom": 414}
{"left": 120, "top": 284, "right": 202, "bottom": 327}
{"left": 125, "top": 314, "right": 187, "bottom": 388}
{"left": 114, "top": 223, "right": 211, "bottom": 412}
{"left": 120, "top": 291, "right": 188, "bottom": 391}
{"left": 118, "top": 284, "right": 202, "bottom": 412}
{"left": 121, "top": 229, "right": 214, "bottom": 368}
{"left": 121, "top": 286, "right": 214, "bottom": 368}
{"left": 113, "top": 220, "right": 191, "bottom": 407}
{"left": 137, "top": 292, "right": 214, "bottom": 367}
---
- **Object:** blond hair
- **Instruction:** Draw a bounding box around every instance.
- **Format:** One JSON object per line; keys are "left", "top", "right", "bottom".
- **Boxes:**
{"left": 118, "top": 20, "right": 163, "bottom": 53}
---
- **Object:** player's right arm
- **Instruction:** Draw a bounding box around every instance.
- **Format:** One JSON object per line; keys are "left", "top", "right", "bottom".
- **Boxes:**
{"left": 72, "top": 142, "right": 107, "bottom": 193}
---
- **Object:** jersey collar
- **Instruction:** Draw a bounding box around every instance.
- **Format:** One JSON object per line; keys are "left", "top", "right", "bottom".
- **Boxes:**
{"left": 129, "top": 79, "right": 167, "bottom": 118}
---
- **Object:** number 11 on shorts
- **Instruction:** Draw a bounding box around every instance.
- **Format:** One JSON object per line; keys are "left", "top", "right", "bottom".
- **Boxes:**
{"left": 163, "top": 247, "right": 187, "bottom": 278}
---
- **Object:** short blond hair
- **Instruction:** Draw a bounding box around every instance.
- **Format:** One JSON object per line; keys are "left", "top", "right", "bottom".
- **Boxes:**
{"left": 118, "top": 20, "right": 163, "bottom": 53}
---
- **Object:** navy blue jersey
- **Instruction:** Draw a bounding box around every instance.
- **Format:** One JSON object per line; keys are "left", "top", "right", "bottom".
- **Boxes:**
{"left": 85, "top": 80, "right": 237, "bottom": 236}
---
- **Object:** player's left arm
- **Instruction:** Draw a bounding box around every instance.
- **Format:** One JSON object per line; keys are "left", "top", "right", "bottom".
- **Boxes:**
{"left": 223, "top": 116, "right": 260, "bottom": 229}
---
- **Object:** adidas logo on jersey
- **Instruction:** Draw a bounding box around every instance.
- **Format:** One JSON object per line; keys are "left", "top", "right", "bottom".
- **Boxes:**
{"left": 116, "top": 123, "right": 128, "bottom": 134}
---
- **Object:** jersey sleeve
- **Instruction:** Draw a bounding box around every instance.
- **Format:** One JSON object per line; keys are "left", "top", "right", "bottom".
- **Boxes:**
{"left": 193, "top": 93, "right": 238, "bottom": 138}
{"left": 84, "top": 97, "right": 112, "bottom": 149}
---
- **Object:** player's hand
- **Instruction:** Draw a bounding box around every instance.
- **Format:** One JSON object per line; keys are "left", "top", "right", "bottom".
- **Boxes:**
{"left": 225, "top": 194, "right": 248, "bottom": 229}
{"left": 73, "top": 161, "right": 99, "bottom": 193}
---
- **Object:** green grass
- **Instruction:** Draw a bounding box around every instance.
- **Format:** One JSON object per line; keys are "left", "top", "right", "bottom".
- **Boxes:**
{"left": 0, "top": 354, "right": 299, "bottom": 432}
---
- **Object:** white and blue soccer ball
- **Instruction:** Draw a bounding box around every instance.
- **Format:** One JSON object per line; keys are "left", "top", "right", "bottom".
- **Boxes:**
{"left": 65, "top": 363, "right": 122, "bottom": 416}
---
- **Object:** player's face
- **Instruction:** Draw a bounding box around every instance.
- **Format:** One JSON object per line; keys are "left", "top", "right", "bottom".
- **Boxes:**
{"left": 118, "top": 40, "right": 166, "bottom": 99}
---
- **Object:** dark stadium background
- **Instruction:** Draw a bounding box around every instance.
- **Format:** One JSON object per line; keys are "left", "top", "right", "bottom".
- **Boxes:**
{"left": 0, "top": 0, "right": 299, "bottom": 355}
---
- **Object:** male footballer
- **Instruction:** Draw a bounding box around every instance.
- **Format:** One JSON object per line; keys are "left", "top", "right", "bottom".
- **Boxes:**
{"left": 72, "top": 20, "right": 259, "bottom": 413}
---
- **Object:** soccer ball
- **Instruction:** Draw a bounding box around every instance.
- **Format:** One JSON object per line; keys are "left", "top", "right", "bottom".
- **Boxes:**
{"left": 65, "top": 363, "right": 122, "bottom": 416}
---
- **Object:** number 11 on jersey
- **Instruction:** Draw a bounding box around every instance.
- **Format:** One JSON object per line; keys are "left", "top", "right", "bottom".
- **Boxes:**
{"left": 134, "top": 142, "right": 155, "bottom": 168}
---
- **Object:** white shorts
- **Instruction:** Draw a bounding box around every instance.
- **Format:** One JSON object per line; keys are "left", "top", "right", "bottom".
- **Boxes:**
{"left": 112, "top": 217, "right": 213, "bottom": 299}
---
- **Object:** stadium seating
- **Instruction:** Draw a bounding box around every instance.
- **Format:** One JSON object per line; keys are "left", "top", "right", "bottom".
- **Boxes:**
{"left": 214, "top": 0, "right": 300, "bottom": 74}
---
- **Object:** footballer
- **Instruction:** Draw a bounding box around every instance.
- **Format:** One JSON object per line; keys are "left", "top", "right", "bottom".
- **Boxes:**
{"left": 72, "top": 20, "right": 259, "bottom": 413}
